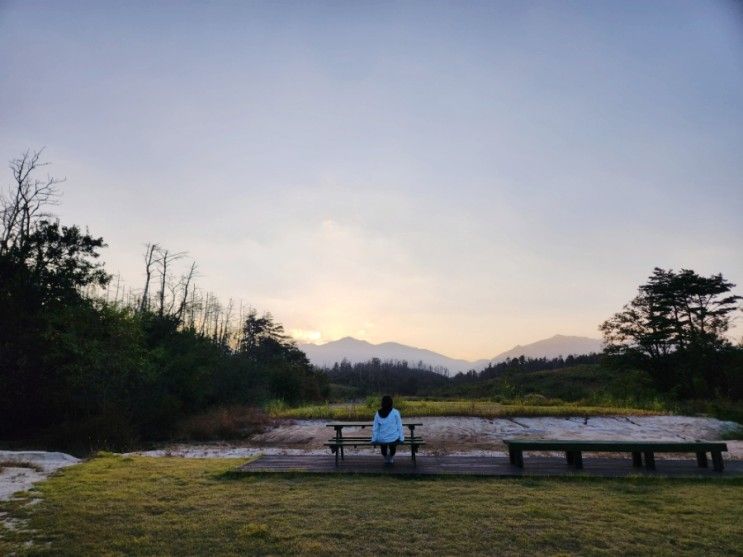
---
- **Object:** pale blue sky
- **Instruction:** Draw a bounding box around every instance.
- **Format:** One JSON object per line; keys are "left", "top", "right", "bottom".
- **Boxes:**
{"left": 1, "top": 1, "right": 741, "bottom": 358}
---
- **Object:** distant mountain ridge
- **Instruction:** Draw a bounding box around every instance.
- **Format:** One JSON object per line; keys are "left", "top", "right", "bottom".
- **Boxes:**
{"left": 490, "top": 335, "right": 603, "bottom": 363}
{"left": 297, "top": 336, "right": 481, "bottom": 373}
{"left": 298, "top": 334, "right": 603, "bottom": 374}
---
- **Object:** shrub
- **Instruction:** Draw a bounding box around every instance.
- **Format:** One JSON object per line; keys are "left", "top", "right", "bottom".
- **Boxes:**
{"left": 175, "top": 405, "right": 270, "bottom": 441}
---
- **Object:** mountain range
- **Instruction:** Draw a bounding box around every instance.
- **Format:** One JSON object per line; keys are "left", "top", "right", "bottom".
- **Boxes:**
{"left": 298, "top": 334, "right": 603, "bottom": 373}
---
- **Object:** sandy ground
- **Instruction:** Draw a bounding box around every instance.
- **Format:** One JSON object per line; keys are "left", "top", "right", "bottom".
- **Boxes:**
{"left": 0, "top": 451, "right": 80, "bottom": 502}
{"left": 0, "top": 451, "right": 79, "bottom": 547}
{"left": 132, "top": 415, "right": 743, "bottom": 459}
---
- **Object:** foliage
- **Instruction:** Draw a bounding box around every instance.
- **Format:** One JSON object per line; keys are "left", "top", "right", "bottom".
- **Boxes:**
{"left": 319, "top": 354, "right": 603, "bottom": 398}
{"left": 175, "top": 405, "right": 270, "bottom": 441}
{"left": 601, "top": 268, "right": 742, "bottom": 397}
{"left": 601, "top": 268, "right": 740, "bottom": 357}
{"left": 2, "top": 454, "right": 742, "bottom": 555}
{"left": 0, "top": 151, "right": 327, "bottom": 452}
{"left": 453, "top": 353, "right": 603, "bottom": 383}
{"left": 439, "top": 364, "right": 660, "bottom": 405}
{"left": 322, "top": 358, "right": 450, "bottom": 396}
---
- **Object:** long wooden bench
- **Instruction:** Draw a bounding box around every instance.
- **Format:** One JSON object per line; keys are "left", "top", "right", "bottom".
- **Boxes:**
{"left": 504, "top": 439, "right": 728, "bottom": 471}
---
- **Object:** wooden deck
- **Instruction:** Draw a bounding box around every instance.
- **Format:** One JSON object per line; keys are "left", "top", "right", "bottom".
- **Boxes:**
{"left": 239, "top": 454, "right": 743, "bottom": 478}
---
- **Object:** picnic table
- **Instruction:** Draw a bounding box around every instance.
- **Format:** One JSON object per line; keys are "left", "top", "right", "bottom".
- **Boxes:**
{"left": 324, "top": 421, "right": 425, "bottom": 466}
{"left": 504, "top": 439, "right": 729, "bottom": 471}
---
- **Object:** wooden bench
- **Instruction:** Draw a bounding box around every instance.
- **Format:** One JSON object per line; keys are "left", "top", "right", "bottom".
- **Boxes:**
{"left": 503, "top": 439, "right": 728, "bottom": 471}
{"left": 324, "top": 422, "right": 425, "bottom": 466}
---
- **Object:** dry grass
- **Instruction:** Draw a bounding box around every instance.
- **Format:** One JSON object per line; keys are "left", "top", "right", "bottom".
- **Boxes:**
{"left": 175, "top": 405, "right": 270, "bottom": 440}
{"left": 271, "top": 399, "right": 664, "bottom": 420}
{"left": 0, "top": 460, "right": 44, "bottom": 473}
{"left": 0, "top": 454, "right": 740, "bottom": 555}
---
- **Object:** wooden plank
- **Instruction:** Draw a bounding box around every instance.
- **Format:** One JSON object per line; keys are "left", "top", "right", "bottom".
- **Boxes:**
{"left": 324, "top": 441, "right": 426, "bottom": 446}
{"left": 329, "top": 435, "right": 423, "bottom": 441}
{"left": 326, "top": 422, "right": 424, "bottom": 427}
{"left": 504, "top": 439, "right": 728, "bottom": 452}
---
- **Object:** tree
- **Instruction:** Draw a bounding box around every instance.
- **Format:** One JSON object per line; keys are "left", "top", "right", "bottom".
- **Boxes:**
{"left": 0, "top": 149, "right": 63, "bottom": 256}
{"left": 601, "top": 268, "right": 740, "bottom": 357}
{"left": 600, "top": 268, "right": 741, "bottom": 395}
{"left": 239, "top": 309, "right": 291, "bottom": 360}
{"left": 0, "top": 153, "right": 111, "bottom": 436}
{"left": 0, "top": 150, "right": 330, "bottom": 448}
{"left": 0, "top": 151, "right": 108, "bottom": 305}
{"left": 139, "top": 243, "right": 158, "bottom": 313}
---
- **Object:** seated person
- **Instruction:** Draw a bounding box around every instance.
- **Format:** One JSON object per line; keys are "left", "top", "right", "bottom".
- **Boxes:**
{"left": 371, "top": 395, "right": 404, "bottom": 465}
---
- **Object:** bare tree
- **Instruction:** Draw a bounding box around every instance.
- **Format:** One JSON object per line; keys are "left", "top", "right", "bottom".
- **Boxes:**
{"left": 0, "top": 149, "right": 64, "bottom": 256}
{"left": 139, "top": 243, "right": 158, "bottom": 312}
{"left": 220, "top": 298, "right": 234, "bottom": 345}
{"left": 175, "top": 261, "right": 197, "bottom": 322}
{"left": 155, "top": 248, "right": 185, "bottom": 316}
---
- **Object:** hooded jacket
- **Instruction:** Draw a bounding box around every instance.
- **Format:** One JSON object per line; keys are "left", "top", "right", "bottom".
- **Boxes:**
{"left": 371, "top": 408, "right": 404, "bottom": 444}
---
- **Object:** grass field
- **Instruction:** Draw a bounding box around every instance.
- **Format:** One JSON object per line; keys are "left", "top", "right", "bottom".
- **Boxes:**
{"left": 2, "top": 454, "right": 741, "bottom": 555}
{"left": 270, "top": 398, "right": 664, "bottom": 420}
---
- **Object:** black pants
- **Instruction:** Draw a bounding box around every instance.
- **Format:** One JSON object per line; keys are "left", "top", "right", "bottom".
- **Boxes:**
{"left": 380, "top": 442, "right": 398, "bottom": 457}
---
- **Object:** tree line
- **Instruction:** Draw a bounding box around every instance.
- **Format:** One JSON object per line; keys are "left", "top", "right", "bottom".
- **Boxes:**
{"left": 322, "top": 358, "right": 450, "bottom": 396}
{"left": 0, "top": 151, "right": 328, "bottom": 452}
{"left": 451, "top": 353, "right": 603, "bottom": 384}
{"left": 320, "top": 354, "right": 604, "bottom": 397}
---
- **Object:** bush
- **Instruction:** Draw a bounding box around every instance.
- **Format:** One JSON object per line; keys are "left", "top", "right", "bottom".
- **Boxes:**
{"left": 175, "top": 406, "right": 270, "bottom": 441}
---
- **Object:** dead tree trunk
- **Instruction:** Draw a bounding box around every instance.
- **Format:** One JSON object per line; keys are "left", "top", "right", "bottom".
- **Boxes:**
{"left": 175, "top": 261, "right": 197, "bottom": 323}
{"left": 140, "top": 243, "right": 158, "bottom": 313}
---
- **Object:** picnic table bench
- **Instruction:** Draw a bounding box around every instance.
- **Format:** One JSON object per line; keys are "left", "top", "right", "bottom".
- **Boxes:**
{"left": 504, "top": 439, "right": 729, "bottom": 471}
{"left": 324, "top": 422, "right": 425, "bottom": 466}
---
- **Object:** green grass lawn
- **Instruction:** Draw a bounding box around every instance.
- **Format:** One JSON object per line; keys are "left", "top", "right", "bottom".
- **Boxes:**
{"left": 2, "top": 454, "right": 741, "bottom": 555}
{"left": 271, "top": 398, "right": 664, "bottom": 420}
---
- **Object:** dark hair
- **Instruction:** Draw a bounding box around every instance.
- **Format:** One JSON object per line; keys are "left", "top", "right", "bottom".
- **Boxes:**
{"left": 378, "top": 395, "right": 393, "bottom": 418}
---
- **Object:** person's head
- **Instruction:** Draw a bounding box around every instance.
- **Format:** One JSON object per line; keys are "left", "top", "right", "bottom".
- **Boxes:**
{"left": 381, "top": 395, "right": 393, "bottom": 413}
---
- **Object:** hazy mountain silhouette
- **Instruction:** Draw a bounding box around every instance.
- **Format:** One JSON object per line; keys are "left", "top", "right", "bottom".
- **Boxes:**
{"left": 298, "top": 334, "right": 603, "bottom": 373}
{"left": 298, "top": 337, "right": 481, "bottom": 373}
{"left": 489, "top": 334, "right": 603, "bottom": 362}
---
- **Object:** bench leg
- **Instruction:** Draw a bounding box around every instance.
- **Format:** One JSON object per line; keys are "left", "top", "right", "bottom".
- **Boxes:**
{"left": 574, "top": 451, "right": 583, "bottom": 469}
{"left": 509, "top": 448, "right": 515, "bottom": 465}
{"left": 644, "top": 451, "right": 655, "bottom": 471}
{"left": 632, "top": 452, "right": 643, "bottom": 468}
{"left": 412, "top": 444, "right": 417, "bottom": 466}
{"left": 335, "top": 446, "right": 339, "bottom": 466}
{"left": 696, "top": 451, "right": 708, "bottom": 468}
{"left": 565, "top": 451, "right": 574, "bottom": 465}
{"left": 711, "top": 451, "right": 724, "bottom": 472}
{"left": 514, "top": 450, "right": 524, "bottom": 468}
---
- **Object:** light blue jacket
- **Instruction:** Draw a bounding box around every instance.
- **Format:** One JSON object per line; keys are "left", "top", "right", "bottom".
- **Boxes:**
{"left": 371, "top": 408, "right": 404, "bottom": 444}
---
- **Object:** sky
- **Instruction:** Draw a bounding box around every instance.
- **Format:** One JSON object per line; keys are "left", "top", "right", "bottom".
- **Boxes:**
{"left": 1, "top": 1, "right": 742, "bottom": 359}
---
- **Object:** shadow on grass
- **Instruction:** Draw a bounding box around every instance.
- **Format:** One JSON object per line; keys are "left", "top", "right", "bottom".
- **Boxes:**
{"left": 217, "top": 466, "right": 743, "bottom": 487}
